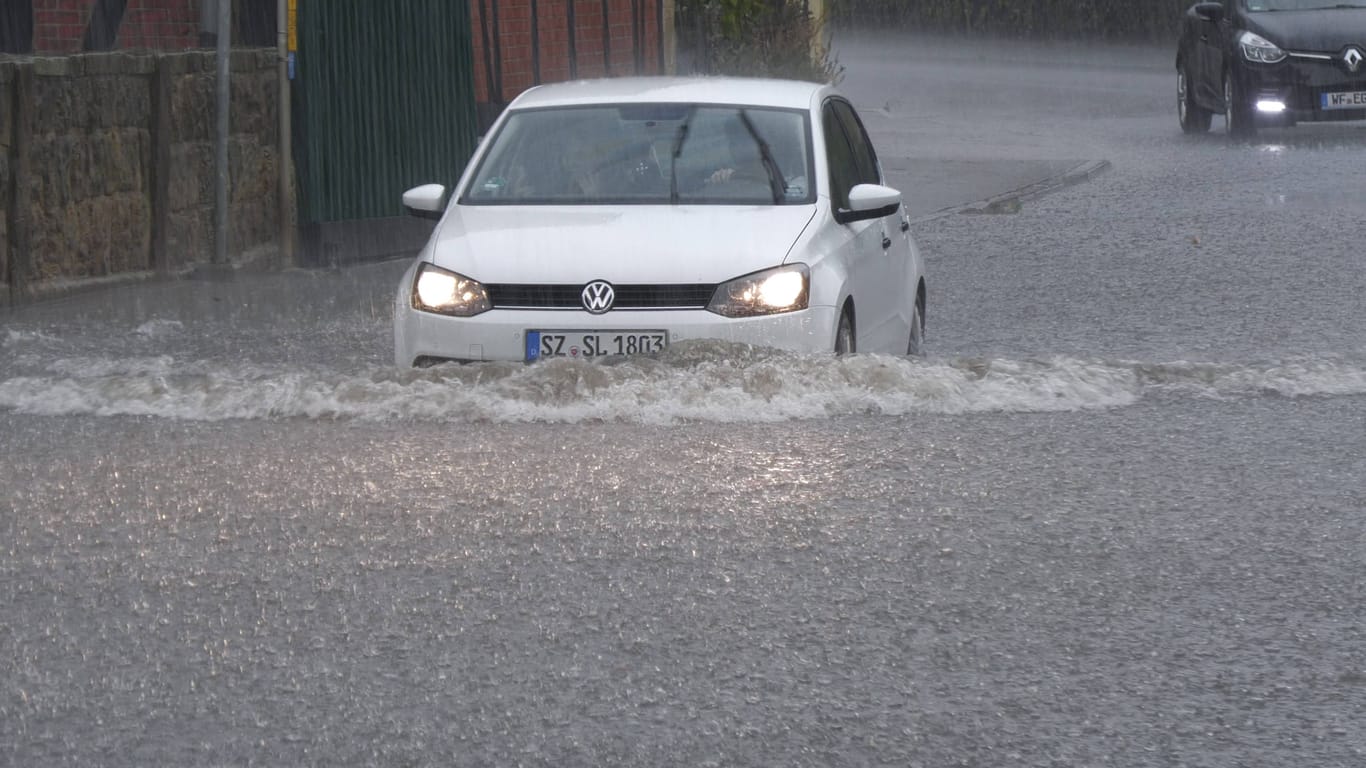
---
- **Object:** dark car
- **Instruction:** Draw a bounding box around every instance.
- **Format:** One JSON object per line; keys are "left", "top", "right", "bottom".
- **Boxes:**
{"left": 1177, "top": 0, "right": 1366, "bottom": 136}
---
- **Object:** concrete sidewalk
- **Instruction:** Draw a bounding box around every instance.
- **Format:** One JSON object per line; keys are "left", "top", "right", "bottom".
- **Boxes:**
{"left": 831, "top": 32, "right": 1156, "bottom": 219}
{"left": 852, "top": 105, "right": 1109, "bottom": 221}
{"left": 885, "top": 155, "right": 1108, "bottom": 221}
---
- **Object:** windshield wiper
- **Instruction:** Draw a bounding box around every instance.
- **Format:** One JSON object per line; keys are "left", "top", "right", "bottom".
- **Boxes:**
{"left": 737, "top": 109, "right": 786, "bottom": 204}
{"left": 669, "top": 106, "right": 696, "bottom": 204}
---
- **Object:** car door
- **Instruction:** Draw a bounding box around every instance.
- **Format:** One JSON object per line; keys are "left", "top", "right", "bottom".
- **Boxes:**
{"left": 1194, "top": 2, "right": 1231, "bottom": 106}
{"left": 830, "top": 99, "right": 906, "bottom": 353}
{"left": 821, "top": 100, "right": 884, "bottom": 353}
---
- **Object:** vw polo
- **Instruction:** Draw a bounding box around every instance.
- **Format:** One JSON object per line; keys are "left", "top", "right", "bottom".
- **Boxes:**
{"left": 393, "top": 77, "right": 927, "bottom": 365}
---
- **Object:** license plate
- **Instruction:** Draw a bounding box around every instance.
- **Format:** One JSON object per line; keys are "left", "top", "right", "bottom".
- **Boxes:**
{"left": 525, "top": 330, "right": 668, "bottom": 361}
{"left": 1321, "top": 90, "right": 1366, "bottom": 110}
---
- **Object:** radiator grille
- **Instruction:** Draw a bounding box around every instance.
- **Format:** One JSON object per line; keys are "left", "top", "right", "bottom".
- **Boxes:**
{"left": 488, "top": 284, "right": 716, "bottom": 310}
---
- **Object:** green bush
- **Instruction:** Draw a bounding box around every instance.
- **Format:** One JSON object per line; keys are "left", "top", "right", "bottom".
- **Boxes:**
{"left": 680, "top": 0, "right": 845, "bottom": 83}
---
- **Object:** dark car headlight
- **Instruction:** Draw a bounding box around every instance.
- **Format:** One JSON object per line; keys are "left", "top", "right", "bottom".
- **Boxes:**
{"left": 707, "top": 264, "right": 809, "bottom": 318}
{"left": 412, "top": 263, "right": 492, "bottom": 317}
{"left": 1239, "top": 31, "right": 1286, "bottom": 64}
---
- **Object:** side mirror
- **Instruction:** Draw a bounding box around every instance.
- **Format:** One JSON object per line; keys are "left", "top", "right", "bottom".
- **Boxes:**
{"left": 836, "top": 183, "right": 902, "bottom": 224}
{"left": 1193, "top": 2, "right": 1223, "bottom": 22}
{"left": 403, "top": 184, "right": 448, "bottom": 221}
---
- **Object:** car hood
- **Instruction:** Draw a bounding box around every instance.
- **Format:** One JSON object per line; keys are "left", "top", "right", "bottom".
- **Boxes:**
{"left": 1242, "top": 8, "right": 1366, "bottom": 52}
{"left": 426, "top": 205, "right": 819, "bottom": 284}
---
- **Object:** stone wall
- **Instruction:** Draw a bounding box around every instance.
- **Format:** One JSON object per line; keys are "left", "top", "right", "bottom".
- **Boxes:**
{"left": 162, "top": 51, "right": 281, "bottom": 268}
{"left": 2, "top": 48, "right": 284, "bottom": 303}
{"left": 28, "top": 54, "right": 155, "bottom": 283}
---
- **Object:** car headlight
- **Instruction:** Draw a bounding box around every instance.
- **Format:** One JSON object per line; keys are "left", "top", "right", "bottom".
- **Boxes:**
{"left": 707, "top": 264, "right": 809, "bottom": 318}
{"left": 1239, "top": 31, "right": 1286, "bottom": 64}
{"left": 412, "top": 263, "right": 491, "bottom": 316}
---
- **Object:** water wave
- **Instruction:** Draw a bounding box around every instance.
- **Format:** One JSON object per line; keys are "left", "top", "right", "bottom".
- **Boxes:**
{"left": 1, "top": 343, "right": 1363, "bottom": 423}
{"left": 3, "top": 329, "right": 62, "bottom": 347}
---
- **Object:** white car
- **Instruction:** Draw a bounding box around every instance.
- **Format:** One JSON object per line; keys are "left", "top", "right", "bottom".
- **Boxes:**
{"left": 394, "top": 76, "right": 927, "bottom": 365}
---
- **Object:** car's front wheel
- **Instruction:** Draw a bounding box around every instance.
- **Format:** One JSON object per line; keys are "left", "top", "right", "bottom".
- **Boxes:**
{"left": 1224, "top": 69, "right": 1256, "bottom": 138}
{"left": 906, "top": 297, "right": 925, "bottom": 357}
{"left": 1178, "top": 66, "right": 1212, "bottom": 134}
{"left": 834, "top": 309, "right": 855, "bottom": 356}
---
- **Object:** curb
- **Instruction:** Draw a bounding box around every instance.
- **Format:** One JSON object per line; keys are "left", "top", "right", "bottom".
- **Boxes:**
{"left": 4, "top": 247, "right": 288, "bottom": 307}
{"left": 913, "top": 159, "right": 1112, "bottom": 223}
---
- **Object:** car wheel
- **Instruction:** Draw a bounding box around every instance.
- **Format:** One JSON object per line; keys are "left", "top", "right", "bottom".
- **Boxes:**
{"left": 906, "top": 297, "right": 925, "bottom": 357}
{"left": 1178, "top": 66, "right": 1212, "bottom": 134}
{"left": 1223, "top": 69, "right": 1256, "bottom": 138}
{"left": 834, "top": 310, "right": 855, "bottom": 356}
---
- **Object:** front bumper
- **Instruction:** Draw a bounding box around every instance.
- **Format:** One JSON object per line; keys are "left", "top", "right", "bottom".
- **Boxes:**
{"left": 1236, "top": 55, "right": 1366, "bottom": 124}
{"left": 394, "top": 302, "right": 840, "bottom": 365}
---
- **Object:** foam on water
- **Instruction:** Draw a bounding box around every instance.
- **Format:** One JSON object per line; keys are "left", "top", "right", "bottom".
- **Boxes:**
{"left": 133, "top": 319, "right": 186, "bottom": 339}
{"left": 2, "top": 341, "right": 1364, "bottom": 423}
{"left": 3, "top": 329, "right": 61, "bottom": 347}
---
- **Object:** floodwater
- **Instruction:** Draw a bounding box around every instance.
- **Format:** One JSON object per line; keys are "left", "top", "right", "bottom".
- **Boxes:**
{"left": 3, "top": 34, "right": 1365, "bottom": 767}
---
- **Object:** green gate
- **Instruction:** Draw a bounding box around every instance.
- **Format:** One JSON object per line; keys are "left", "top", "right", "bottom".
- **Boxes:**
{"left": 294, "top": 0, "right": 479, "bottom": 225}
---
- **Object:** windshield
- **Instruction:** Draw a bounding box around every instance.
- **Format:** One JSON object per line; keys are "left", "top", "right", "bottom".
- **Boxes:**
{"left": 462, "top": 104, "right": 814, "bottom": 205}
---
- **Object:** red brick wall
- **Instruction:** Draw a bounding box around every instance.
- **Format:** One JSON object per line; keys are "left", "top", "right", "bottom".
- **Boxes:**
{"left": 471, "top": 0, "right": 664, "bottom": 105}
{"left": 27, "top": 0, "right": 661, "bottom": 98}
{"left": 118, "top": 0, "right": 199, "bottom": 50}
{"left": 31, "top": 0, "right": 90, "bottom": 53}
{"left": 30, "top": 0, "right": 200, "bottom": 54}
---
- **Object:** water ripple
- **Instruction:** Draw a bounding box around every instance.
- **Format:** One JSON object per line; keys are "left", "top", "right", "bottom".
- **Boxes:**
{"left": 3, "top": 343, "right": 1362, "bottom": 423}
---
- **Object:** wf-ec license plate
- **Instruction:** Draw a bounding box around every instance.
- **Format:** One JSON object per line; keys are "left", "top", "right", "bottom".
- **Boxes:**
{"left": 1322, "top": 90, "right": 1366, "bottom": 110}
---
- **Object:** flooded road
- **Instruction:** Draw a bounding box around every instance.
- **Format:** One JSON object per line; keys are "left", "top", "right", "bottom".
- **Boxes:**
{"left": 3, "top": 35, "right": 1366, "bottom": 767}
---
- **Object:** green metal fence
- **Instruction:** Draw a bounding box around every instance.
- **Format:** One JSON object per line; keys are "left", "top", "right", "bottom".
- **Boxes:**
{"left": 295, "top": 0, "right": 479, "bottom": 224}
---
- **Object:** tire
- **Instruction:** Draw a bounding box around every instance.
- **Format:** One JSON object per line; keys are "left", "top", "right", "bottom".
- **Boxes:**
{"left": 834, "top": 310, "right": 855, "bottom": 355}
{"left": 1223, "top": 69, "right": 1256, "bottom": 138}
{"left": 1178, "top": 66, "right": 1212, "bottom": 134}
{"left": 906, "top": 297, "right": 925, "bottom": 357}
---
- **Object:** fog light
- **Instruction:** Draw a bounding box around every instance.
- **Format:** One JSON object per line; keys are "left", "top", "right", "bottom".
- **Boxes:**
{"left": 1256, "top": 100, "right": 1286, "bottom": 114}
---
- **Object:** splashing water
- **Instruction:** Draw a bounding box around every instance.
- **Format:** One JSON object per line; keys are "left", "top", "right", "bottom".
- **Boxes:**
{"left": 2, "top": 337, "right": 1363, "bottom": 424}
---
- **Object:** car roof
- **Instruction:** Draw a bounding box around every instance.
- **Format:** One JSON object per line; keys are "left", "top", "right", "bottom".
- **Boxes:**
{"left": 507, "top": 76, "right": 834, "bottom": 111}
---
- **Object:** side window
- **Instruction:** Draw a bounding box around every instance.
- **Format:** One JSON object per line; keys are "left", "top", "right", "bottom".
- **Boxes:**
{"left": 833, "top": 100, "right": 880, "bottom": 186}
{"left": 822, "top": 103, "right": 859, "bottom": 211}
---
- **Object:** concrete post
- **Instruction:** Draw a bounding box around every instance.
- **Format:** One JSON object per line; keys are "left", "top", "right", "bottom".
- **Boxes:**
{"left": 278, "top": 0, "right": 294, "bottom": 266}
{"left": 150, "top": 56, "right": 172, "bottom": 274}
{"left": 6, "top": 65, "right": 33, "bottom": 303}
{"left": 214, "top": 0, "right": 231, "bottom": 265}
{"left": 808, "top": 0, "right": 827, "bottom": 64}
{"left": 663, "top": 0, "right": 676, "bottom": 74}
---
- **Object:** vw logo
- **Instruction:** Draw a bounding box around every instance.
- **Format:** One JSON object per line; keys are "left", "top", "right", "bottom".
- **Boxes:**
{"left": 1345, "top": 47, "right": 1364, "bottom": 73}
{"left": 581, "top": 280, "right": 615, "bottom": 314}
